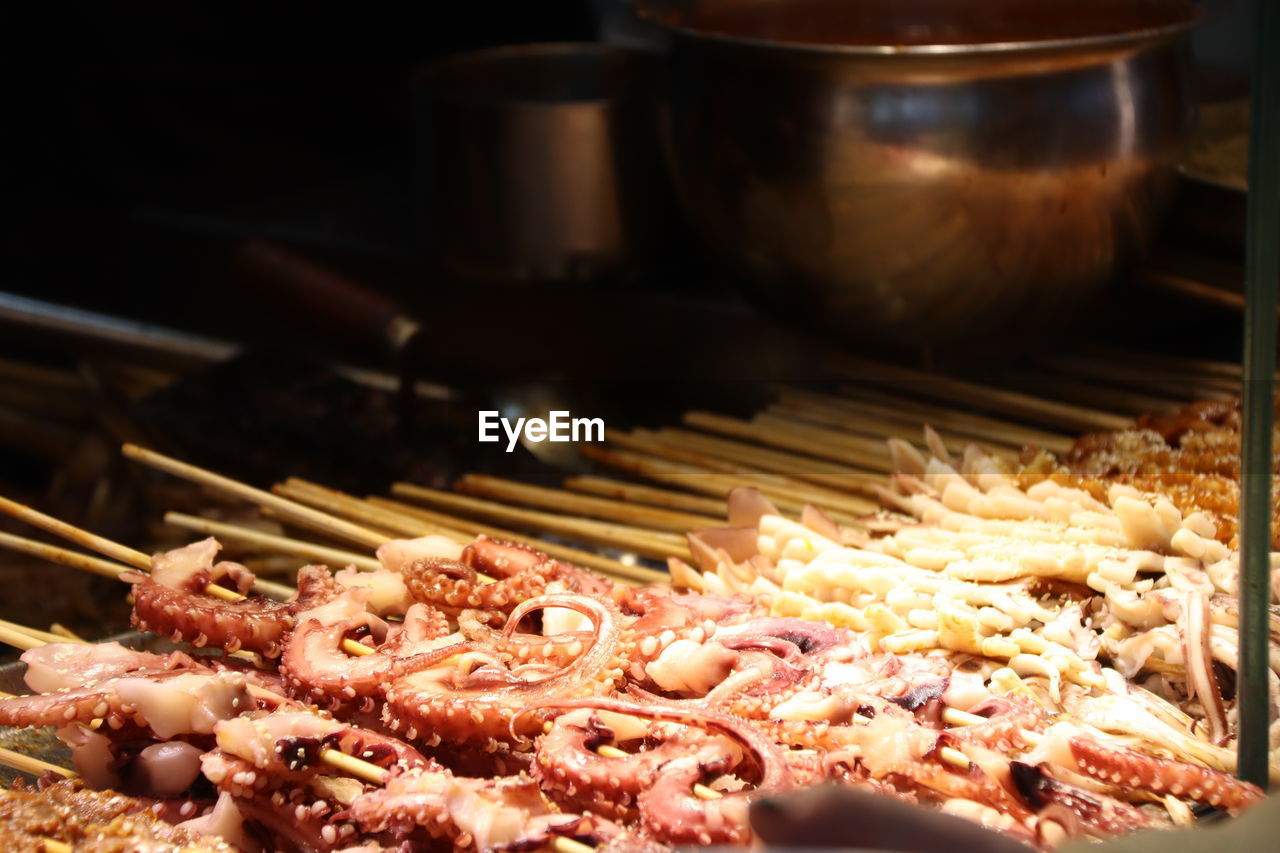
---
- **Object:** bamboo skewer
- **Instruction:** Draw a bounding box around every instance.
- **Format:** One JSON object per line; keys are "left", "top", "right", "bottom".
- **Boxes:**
{"left": 563, "top": 476, "right": 726, "bottom": 516}
{"left": 684, "top": 411, "right": 896, "bottom": 473}
{"left": 40, "top": 841, "right": 73, "bottom": 853}
{"left": 456, "top": 474, "right": 724, "bottom": 533}
{"left": 646, "top": 426, "right": 884, "bottom": 490}
{"left": 765, "top": 399, "right": 1018, "bottom": 458}
{"left": 0, "top": 747, "right": 76, "bottom": 779}
{"left": 366, "top": 497, "right": 668, "bottom": 586}
{"left": 271, "top": 480, "right": 474, "bottom": 544}
{"left": 780, "top": 386, "right": 1076, "bottom": 455}
{"left": 0, "top": 502, "right": 284, "bottom": 602}
{"left": 0, "top": 496, "right": 152, "bottom": 572}
{"left": 0, "top": 530, "right": 131, "bottom": 581}
{"left": 755, "top": 411, "right": 1017, "bottom": 466}
{"left": 277, "top": 479, "right": 666, "bottom": 585}
{"left": 164, "top": 512, "right": 383, "bottom": 572}
{"left": 47, "top": 624, "right": 84, "bottom": 642}
{"left": 1031, "top": 354, "right": 1238, "bottom": 403}
{"left": 0, "top": 518, "right": 369, "bottom": 658}
{"left": 121, "top": 444, "right": 390, "bottom": 553}
{"left": 830, "top": 355, "right": 1133, "bottom": 433}
{"left": 599, "top": 432, "right": 879, "bottom": 517}
{"left": 994, "top": 368, "right": 1185, "bottom": 418}
{"left": 579, "top": 445, "right": 854, "bottom": 522}
{"left": 1080, "top": 343, "right": 1252, "bottom": 381}
{"left": 391, "top": 482, "right": 689, "bottom": 562}
{"left": 0, "top": 620, "right": 80, "bottom": 647}
{"left": 0, "top": 622, "right": 47, "bottom": 651}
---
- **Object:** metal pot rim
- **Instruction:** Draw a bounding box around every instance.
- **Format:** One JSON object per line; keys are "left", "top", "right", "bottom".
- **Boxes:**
{"left": 638, "top": 3, "right": 1201, "bottom": 57}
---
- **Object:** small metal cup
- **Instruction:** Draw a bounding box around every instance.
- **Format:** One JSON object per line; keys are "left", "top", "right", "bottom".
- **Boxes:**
{"left": 413, "top": 42, "right": 669, "bottom": 284}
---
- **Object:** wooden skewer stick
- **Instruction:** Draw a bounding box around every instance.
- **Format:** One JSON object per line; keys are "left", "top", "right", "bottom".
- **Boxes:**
{"left": 0, "top": 495, "right": 151, "bottom": 570}
{"left": 0, "top": 747, "right": 76, "bottom": 779}
{"left": 40, "top": 840, "right": 73, "bottom": 853}
{"left": 0, "top": 619, "right": 82, "bottom": 647}
{"left": 683, "top": 411, "right": 896, "bottom": 473}
{"left": 164, "top": 512, "right": 382, "bottom": 572}
{"left": 0, "top": 501, "right": 254, "bottom": 603}
{"left": 455, "top": 474, "right": 724, "bottom": 534}
{"left": 645, "top": 426, "right": 884, "bottom": 494}
{"left": 0, "top": 622, "right": 47, "bottom": 651}
{"left": 274, "top": 478, "right": 664, "bottom": 585}
{"left": 993, "top": 368, "right": 1186, "bottom": 418}
{"left": 121, "top": 444, "right": 390, "bottom": 552}
{"left": 829, "top": 355, "right": 1133, "bottom": 434}
{"left": 579, "top": 446, "right": 831, "bottom": 520}
{"left": 940, "top": 706, "right": 1043, "bottom": 746}
{"left": 391, "top": 482, "right": 689, "bottom": 562}
{"left": 48, "top": 623, "right": 85, "bottom": 642}
{"left": 777, "top": 386, "right": 1075, "bottom": 455}
{"left": 0, "top": 529, "right": 136, "bottom": 581}
{"left": 760, "top": 403, "right": 1009, "bottom": 460}
{"left": 562, "top": 476, "right": 727, "bottom": 516}
{"left": 274, "top": 479, "right": 474, "bottom": 543}
{"left": 595, "top": 744, "right": 723, "bottom": 798}
{"left": 552, "top": 839, "right": 596, "bottom": 853}
{"left": 0, "top": 525, "right": 368, "bottom": 658}
{"left": 596, "top": 434, "right": 877, "bottom": 518}
{"left": 365, "top": 496, "right": 668, "bottom": 586}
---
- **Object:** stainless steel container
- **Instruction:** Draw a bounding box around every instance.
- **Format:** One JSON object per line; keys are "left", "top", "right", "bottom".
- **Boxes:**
{"left": 639, "top": 0, "right": 1200, "bottom": 344}
{"left": 413, "top": 43, "right": 669, "bottom": 284}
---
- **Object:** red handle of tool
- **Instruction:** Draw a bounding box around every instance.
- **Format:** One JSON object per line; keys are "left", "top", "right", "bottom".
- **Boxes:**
{"left": 232, "top": 240, "right": 413, "bottom": 353}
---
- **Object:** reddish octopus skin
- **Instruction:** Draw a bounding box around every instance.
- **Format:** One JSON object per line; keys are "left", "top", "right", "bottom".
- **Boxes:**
{"left": 126, "top": 561, "right": 337, "bottom": 660}
{"left": 201, "top": 751, "right": 365, "bottom": 850}
{"left": 1010, "top": 762, "right": 1168, "bottom": 839}
{"left": 532, "top": 709, "right": 738, "bottom": 822}
{"left": 279, "top": 594, "right": 463, "bottom": 713}
{"left": 0, "top": 671, "right": 250, "bottom": 734}
{"left": 383, "top": 592, "right": 631, "bottom": 751}
{"left": 529, "top": 697, "right": 796, "bottom": 846}
{"left": 946, "top": 696, "right": 1048, "bottom": 752}
{"left": 1067, "top": 736, "right": 1264, "bottom": 813}
{"left": 396, "top": 535, "right": 616, "bottom": 623}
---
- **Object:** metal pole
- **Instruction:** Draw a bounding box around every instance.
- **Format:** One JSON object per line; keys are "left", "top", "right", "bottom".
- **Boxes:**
{"left": 1238, "top": 0, "right": 1280, "bottom": 789}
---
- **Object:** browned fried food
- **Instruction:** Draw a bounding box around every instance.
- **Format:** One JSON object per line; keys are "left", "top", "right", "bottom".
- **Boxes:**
{"left": 1022, "top": 398, "right": 1280, "bottom": 548}
{"left": 0, "top": 779, "right": 234, "bottom": 853}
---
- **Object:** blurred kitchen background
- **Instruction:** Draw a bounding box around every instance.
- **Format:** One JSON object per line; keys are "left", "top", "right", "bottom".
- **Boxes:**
{"left": 0, "top": 0, "right": 1263, "bottom": 634}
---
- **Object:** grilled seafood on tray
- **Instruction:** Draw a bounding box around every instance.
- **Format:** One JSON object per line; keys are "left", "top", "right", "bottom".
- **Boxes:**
{"left": 0, "top": 409, "right": 1273, "bottom": 852}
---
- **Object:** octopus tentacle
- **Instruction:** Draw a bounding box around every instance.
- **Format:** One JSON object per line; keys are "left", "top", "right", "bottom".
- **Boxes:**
{"left": 946, "top": 696, "right": 1048, "bottom": 752}
{"left": 384, "top": 592, "right": 630, "bottom": 751}
{"left": 532, "top": 708, "right": 737, "bottom": 821}
{"left": 279, "top": 590, "right": 468, "bottom": 712}
{"left": 126, "top": 539, "right": 334, "bottom": 659}
{"left": 458, "top": 608, "right": 595, "bottom": 669}
{"left": 1066, "top": 734, "right": 1264, "bottom": 813}
{"left": 526, "top": 697, "right": 795, "bottom": 846}
{"left": 0, "top": 671, "right": 251, "bottom": 736}
{"left": 349, "top": 766, "right": 591, "bottom": 852}
{"left": 1010, "top": 761, "right": 1168, "bottom": 838}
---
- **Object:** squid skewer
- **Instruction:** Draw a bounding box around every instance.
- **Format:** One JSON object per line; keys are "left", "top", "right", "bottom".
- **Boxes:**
{"left": 0, "top": 628, "right": 387, "bottom": 786}
{"left": 0, "top": 522, "right": 375, "bottom": 661}
{"left": 0, "top": 497, "right": 292, "bottom": 601}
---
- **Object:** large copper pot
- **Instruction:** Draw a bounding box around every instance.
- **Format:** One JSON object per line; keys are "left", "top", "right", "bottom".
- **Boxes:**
{"left": 638, "top": 0, "right": 1200, "bottom": 344}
